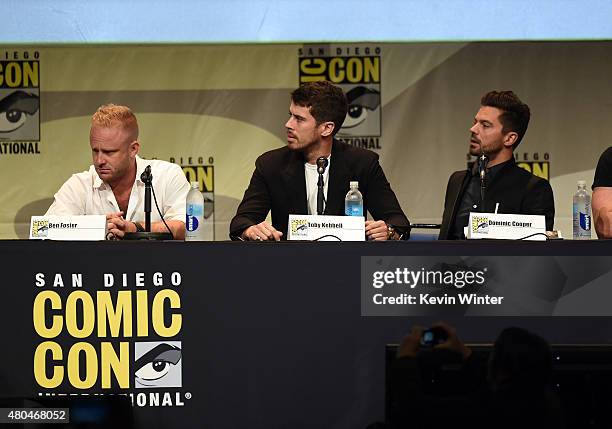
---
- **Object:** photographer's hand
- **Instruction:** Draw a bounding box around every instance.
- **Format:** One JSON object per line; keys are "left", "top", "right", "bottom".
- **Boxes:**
{"left": 432, "top": 322, "right": 472, "bottom": 360}
{"left": 397, "top": 325, "right": 424, "bottom": 358}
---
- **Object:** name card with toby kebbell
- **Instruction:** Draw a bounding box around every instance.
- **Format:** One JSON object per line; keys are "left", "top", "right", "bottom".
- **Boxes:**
{"left": 288, "top": 214, "right": 365, "bottom": 241}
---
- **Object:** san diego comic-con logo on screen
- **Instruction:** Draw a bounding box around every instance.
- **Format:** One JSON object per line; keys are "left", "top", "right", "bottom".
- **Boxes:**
{"left": 299, "top": 44, "right": 382, "bottom": 150}
{"left": 32, "top": 271, "right": 192, "bottom": 407}
{"left": 0, "top": 50, "right": 41, "bottom": 155}
{"left": 170, "top": 155, "right": 215, "bottom": 240}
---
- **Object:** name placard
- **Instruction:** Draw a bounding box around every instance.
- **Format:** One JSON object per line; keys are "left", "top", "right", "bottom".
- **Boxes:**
{"left": 467, "top": 212, "right": 546, "bottom": 241}
{"left": 30, "top": 215, "right": 107, "bottom": 241}
{"left": 288, "top": 214, "right": 365, "bottom": 241}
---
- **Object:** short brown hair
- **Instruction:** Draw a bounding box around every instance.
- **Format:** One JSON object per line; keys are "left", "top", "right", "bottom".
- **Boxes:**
{"left": 481, "top": 91, "right": 530, "bottom": 148}
{"left": 91, "top": 104, "right": 138, "bottom": 140}
{"left": 291, "top": 81, "right": 348, "bottom": 136}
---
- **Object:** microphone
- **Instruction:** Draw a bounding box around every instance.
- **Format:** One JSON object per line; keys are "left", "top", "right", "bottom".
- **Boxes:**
{"left": 142, "top": 165, "right": 153, "bottom": 231}
{"left": 316, "top": 157, "right": 328, "bottom": 174}
{"left": 478, "top": 150, "right": 488, "bottom": 207}
{"left": 478, "top": 152, "right": 488, "bottom": 180}
{"left": 140, "top": 165, "right": 152, "bottom": 183}
{"left": 124, "top": 164, "right": 173, "bottom": 240}
{"left": 316, "top": 157, "right": 328, "bottom": 215}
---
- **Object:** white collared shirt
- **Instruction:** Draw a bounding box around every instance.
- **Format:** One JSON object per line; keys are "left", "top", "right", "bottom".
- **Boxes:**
{"left": 45, "top": 156, "right": 189, "bottom": 223}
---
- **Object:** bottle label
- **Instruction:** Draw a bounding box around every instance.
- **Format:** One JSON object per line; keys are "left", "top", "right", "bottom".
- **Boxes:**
{"left": 580, "top": 212, "right": 591, "bottom": 231}
{"left": 187, "top": 203, "right": 203, "bottom": 217}
{"left": 186, "top": 215, "right": 200, "bottom": 232}
{"left": 186, "top": 203, "right": 203, "bottom": 232}
{"left": 345, "top": 204, "right": 363, "bottom": 217}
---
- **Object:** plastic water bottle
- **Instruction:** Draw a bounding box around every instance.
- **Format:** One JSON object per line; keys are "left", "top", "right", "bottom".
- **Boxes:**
{"left": 345, "top": 181, "right": 363, "bottom": 216}
{"left": 572, "top": 180, "right": 592, "bottom": 240}
{"left": 186, "top": 181, "right": 204, "bottom": 241}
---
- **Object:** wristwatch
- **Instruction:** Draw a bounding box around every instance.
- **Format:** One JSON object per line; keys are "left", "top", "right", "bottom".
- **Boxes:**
{"left": 386, "top": 223, "right": 396, "bottom": 240}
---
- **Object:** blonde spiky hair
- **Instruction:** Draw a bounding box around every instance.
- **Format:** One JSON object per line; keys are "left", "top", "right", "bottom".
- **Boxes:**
{"left": 91, "top": 104, "right": 138, "bottom": 140}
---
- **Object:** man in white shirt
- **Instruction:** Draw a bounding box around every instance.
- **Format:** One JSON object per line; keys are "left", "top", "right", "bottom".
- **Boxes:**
{"left": 46, "top": 104, "right": 189, "bottom": 240}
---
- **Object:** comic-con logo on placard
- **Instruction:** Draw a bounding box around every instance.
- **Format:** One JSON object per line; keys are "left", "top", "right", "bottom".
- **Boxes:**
{"left": 0, "top": 50, "right": 41, "bottom": 155}
{"left": 170, "top": 156, "right": 215, "bottom": 240}
{"left": 299, "top": 45, "right": 382, "bottom": 150}
{"left": 472, "top": 216, "right": 489, "bottom": 234}
{"left": 31, "top": 219, "right": 48, "bottom": 238}
{"left": 290, "top": 219, "right": 308, "bottom": 237}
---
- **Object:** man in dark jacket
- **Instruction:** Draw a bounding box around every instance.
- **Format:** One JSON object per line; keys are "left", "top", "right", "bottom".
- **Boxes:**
{"left": 439, "top": 90, "right": 554, "bottom": 240}
{"left": 230, "top": 81, "right": 410, "bottom": 241}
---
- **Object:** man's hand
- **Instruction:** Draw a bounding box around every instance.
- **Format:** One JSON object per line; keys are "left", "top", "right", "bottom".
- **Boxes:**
{"left": 397, "top": 325, "right": 424, "bottom": 358}
{"left": 365, "top": 220, "right": 389, "bottom": 241}
{"left": 432, "top": 322, "right": 472, "bottom": 360}
{"left": 595, "top": 207, "right": 612, "bottom": 239}
{"left": 106, "top": 212, "right": 137, "bottom": 239}
{"left": 593, "top": 188, "right": 612, "bottom": 239}
{"left": 242, "top": 221, "right": 283, "bottom": 241}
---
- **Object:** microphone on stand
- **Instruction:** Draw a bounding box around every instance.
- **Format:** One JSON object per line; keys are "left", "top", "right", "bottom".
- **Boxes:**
{"left": 141, "top": 165, "right": 153, "bottom": 231}
{"left": 140, "top": 165, "right": 152, "bottom": 182}
{"left": 478, "top": 150, "right": 489, "bottom": 208}
{"left": 316, "top": 157, "right": 328, "bottom": 215}
{"left": 124, "top": 164, "right": 173, "bottom": 240}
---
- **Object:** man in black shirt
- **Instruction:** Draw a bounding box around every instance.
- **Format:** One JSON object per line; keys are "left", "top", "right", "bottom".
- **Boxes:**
{"left": 439, "top": 91, "right": 555, "bottom": 240}
{"left": 592, "top": 147, "right": 612, "bottom": 238}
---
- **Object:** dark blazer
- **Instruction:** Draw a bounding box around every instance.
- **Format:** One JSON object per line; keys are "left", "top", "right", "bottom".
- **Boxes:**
{"left": 439, "top": 159, "right": 555, "bottom": 240}
{"left": 230, "top": 140, "right": 410, "bottom": 239}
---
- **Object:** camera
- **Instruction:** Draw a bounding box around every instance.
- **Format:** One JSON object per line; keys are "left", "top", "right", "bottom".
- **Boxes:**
{"left": 420, "top": 327, "right": 448, "bottom": 347}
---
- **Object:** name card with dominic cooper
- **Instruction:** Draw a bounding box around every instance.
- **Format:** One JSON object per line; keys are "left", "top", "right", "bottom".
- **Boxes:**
{"left": 30, "top": 215, "right": 107, "bottom": 241}
{"left": 288, "top": 214, "right": 365, "bottom": 241}
{"left": 467, "top": 212, "right": 546, "bottom": 241}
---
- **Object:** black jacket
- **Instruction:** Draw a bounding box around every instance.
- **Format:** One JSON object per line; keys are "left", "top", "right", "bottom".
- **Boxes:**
{"left": 439, "top": 159, "right": 555, "bottom": 240}
{"left": 230, "top": 140, "right": 410, "bottom": 239}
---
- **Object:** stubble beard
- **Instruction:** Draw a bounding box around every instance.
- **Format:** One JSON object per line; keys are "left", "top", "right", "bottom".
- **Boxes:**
{"left": 287, "top": 133, "right": 319, "bottom": 154}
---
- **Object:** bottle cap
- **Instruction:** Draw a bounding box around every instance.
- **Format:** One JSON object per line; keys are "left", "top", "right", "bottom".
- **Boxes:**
{"left": 350, "top": 181, "right": 359, "bottom": 188}
{"left": 577, "top": 180, "right": 586, "bottom": 187}
{"left": 190, "top": 181, "right": 199, "bottom": 189}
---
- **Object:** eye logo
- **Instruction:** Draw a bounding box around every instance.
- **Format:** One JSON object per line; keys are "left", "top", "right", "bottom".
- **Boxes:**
{"left": 290, "top": 219, "right": 308, "bottom": 236}
{"left": 342, "top": 86, "right": 381, "bottom": 130}
{"left": 31, "top": 220, "right": 48, "bottom": 238}
{"left": 0, "top": 90, "right": 39, "bottom": 135}
{"left": 134, "top": 342, "right": 182, "bottom": 388}
{"left": 0, "top": 58, "right": 41, "bottom": 144}
{"left": 472, "top": 216, "right": 489, "bottom": 234}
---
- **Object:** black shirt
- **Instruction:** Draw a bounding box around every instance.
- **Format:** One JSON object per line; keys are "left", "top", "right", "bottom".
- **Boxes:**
{"left": 449, "top": 159, "right": 512, "bottom": 240}
{"left": 593, "top": 146, "right": 612, "bottom": 189}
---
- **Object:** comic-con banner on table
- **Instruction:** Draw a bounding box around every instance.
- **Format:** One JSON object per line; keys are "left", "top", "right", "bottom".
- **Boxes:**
{"left": 1, "top": 42, "right": 609, "bottom": 239}
{"left": 3, "top": 240, "right": 612, "bottom": 428}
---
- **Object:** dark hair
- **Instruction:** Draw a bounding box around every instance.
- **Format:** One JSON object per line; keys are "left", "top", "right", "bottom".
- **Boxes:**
{"left": 481, "top": 91, "right": 530, "bottom": 148}
{"left": 488, "top": 327, "right": 552, "bottom": 390}
{"left": 291, "top": 81, "right": 348, "bottom": 136}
